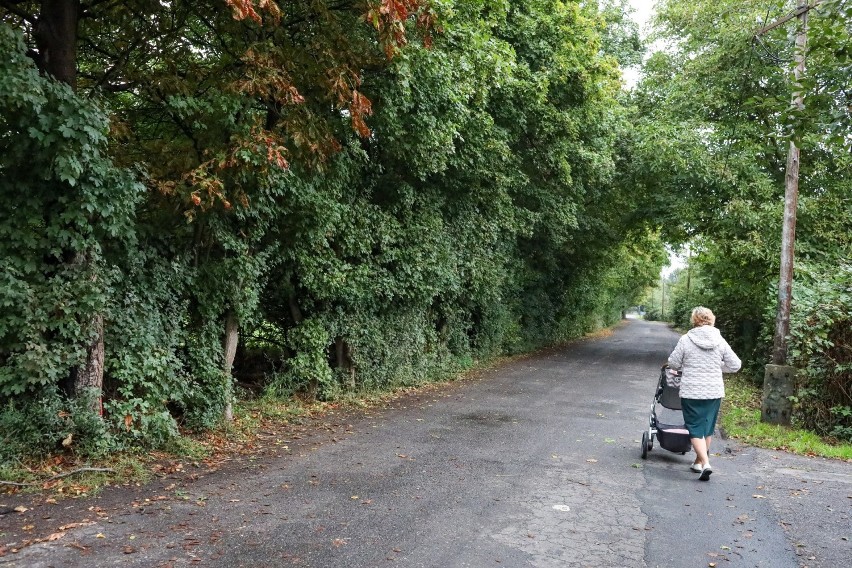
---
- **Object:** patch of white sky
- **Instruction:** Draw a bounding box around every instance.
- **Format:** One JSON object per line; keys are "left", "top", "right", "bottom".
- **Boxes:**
{"left": 628, "top": 0, "right": 655, "bottom": 31}
{"left": 622, "top": 0, "right": 657, "bottom": 89}
{"left": 662, "top": 246, "right": 687, "bottom": 278}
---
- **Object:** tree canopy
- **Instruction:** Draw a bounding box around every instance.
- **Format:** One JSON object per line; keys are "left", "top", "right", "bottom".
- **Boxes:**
{"left": 635, "top": 0, "right": 851, "bottom": 440}
{"left": 1, "top": 0, "right": 667, "bottom": 460}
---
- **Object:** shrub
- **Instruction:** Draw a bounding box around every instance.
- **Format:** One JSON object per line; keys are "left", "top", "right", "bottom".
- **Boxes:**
{"left": 788, "top": 263, "right": 852, "bottom": 441}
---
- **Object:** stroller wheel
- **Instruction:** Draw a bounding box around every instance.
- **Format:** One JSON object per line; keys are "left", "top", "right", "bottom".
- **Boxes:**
{"left": 641, "top": 431, "right": 649, "bottom": 459}
{"left": 648, "top": 433, "right": 654, "bottom": 452}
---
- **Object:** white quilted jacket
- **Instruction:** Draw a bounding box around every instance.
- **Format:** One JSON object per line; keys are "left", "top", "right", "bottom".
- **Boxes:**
{"left": 667, "top": 325, "right": 741, "bottom": 399}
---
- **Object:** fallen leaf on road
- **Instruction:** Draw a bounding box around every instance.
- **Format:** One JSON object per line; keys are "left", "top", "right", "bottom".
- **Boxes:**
{"left": 59, "top": 521, "right": 94, "bottom": 530}
{"left": 586, "top": 459, "right": 598, "bottom": 463}
{"left": 752, "top": 495, "right": 766, "bottom": 499}
{"left": 14, "top": 506, "right": 28, "bottom": 513}
{"left": 46, "top": 532, "right": 66, "bottom": 541}
{"left": 96, "top": 533, "right": 105, "bottom": 538}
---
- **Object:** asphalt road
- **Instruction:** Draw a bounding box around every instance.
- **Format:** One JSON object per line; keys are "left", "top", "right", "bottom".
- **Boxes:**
{"left": 1, "top": 319, "right": 850, "bottom": 567}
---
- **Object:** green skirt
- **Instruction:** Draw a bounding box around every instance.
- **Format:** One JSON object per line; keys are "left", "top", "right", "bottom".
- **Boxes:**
{"left": 680, "top": 398, "right": 722, "bottom": 439}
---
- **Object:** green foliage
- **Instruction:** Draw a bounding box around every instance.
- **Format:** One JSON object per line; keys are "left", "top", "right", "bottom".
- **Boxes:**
{"left": 0, "top": 389, "right": 115, "bottom": 464}
{"left": 0, "top": 0, "right": 668, "bottom": 464}
{"left": 0, "top": 24, "right": 143, "bottom": 397}
{"left": 279, "top": 318, "right": 335, "bottom": 398}
{"left": 599, "top": 0, "right": 644, "bottom": 68}
{"left": 634, "top": 0, "right": 851, "bottom": 440}
{"left": 787, "top": 263, "right": 852, "bottom": 441}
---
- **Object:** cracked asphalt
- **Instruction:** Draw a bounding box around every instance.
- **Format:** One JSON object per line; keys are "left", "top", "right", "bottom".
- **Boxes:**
{"left": 1, "top": 319, "right": 850, "bottom": 567}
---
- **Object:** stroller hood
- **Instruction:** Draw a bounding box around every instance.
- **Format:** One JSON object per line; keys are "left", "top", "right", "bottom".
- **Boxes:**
{"left": 686, "top": 325, "right": 723, "bottom": 350}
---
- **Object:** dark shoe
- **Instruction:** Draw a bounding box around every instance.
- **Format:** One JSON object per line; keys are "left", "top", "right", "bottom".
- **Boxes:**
{"left": 699, "top": 464, "right": 713, "bottom": 481}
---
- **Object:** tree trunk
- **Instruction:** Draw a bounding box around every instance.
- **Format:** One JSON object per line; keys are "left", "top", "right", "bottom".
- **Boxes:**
{"left": 73, "top": 314, "right": 104, "bottom": 414}
{"left": 35, "top": 0, "right": 103, "bottom": 413}
{"left": 336, "top": 337, "right": 356, "bottom": 391}
{"left": 34, "top": 0, "right": 79, "bottom": 89}
{"left": 64, "top": 246, "right": 103, "bottom": 414}
{"left": 223, "top": 310, "right": 239, "bottom": 422}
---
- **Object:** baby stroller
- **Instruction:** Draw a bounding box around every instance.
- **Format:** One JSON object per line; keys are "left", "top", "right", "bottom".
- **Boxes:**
{"left": 640, "top": 365, "right": 692, "bottom": 459}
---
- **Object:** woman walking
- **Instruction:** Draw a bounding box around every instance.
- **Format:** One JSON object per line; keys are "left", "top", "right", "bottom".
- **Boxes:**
{"left": 668, "top": 307, "right": 741, "bottom": 481}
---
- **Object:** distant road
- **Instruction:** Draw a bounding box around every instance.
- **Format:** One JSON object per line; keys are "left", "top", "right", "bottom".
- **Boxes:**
{"left": 2, "top": 319, "right": 850, "bottom": 567}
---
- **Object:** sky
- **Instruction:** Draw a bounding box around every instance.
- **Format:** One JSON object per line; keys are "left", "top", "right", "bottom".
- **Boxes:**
{"left": 621, "top": 1, "right": 658, "bottom": 87}
{"left": 628, "top": 0, "right": 655, "bottom": 33}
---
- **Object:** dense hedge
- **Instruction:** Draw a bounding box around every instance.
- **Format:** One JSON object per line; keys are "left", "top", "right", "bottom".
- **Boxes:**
{"left": 1, "top": 2, "right": 664, "bottom": 462}
{"left": 788, "top": 264, "right": 852, "bottom": 441}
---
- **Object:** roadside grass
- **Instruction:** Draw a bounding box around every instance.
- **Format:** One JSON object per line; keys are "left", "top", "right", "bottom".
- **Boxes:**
{"left": 0, "top": 359, "right": 495, "bottom": 498}
{"left": 1, "top": 391, "right": 418, "bottom": 498}
{"left": 722, "top": 374, "right": 852, "bottom": 460}
{"left": 0, "top": 454, "right": 152, "bottom": 498}
{"left": 24, "top": 325, "right": 831, "bottom": 496}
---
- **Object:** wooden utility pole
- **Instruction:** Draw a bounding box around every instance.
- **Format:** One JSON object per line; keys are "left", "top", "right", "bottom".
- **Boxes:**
{"left": 771, "top": 1, "right": 811, "bottom": 366}
{"left": 685, "top": 246, "right": 692, "bottom": 306}
{"left": 757, "top": 1, "right": 819, "bottom": 425}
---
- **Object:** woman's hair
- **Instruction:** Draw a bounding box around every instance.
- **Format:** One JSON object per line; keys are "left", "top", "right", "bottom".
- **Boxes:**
{"left": 691, "top": 306, "right": 716, "bottom": 327}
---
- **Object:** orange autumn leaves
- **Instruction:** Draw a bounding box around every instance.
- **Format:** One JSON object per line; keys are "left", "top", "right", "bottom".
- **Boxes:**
{"left": 225, "top": 0, "right": 282, "bottom": 25}
{"left": 226, "top": 0, "right": 434, "bottom": 141}
{"left": 178, "top": 0, "right": 433, "bottom": 213}
{"left": 366, "top": 0, "right": 437, "bottom": 56}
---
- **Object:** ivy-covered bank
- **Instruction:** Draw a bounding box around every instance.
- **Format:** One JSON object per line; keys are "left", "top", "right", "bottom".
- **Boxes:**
{"left": 1, "top": 1, "right": 664, "bottom": 462}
